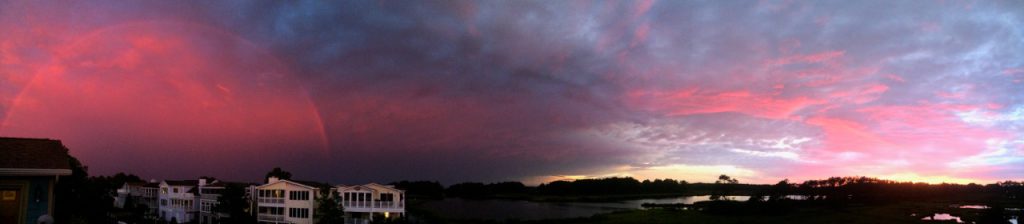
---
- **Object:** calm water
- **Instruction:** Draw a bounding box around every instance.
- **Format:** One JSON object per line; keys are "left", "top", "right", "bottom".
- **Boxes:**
{"left": 418, "top": 197, "right": 1022, "bottom": 221}
{"left": 921, "top": 213, "right": 963, "bottom": 223}
{"left": 416, "top": 195, "right": 750, "bottom": 221}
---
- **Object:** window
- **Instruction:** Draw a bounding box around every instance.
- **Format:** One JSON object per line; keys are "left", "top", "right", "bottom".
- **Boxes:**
{"left": 173, "top": 188, "right": 179, "bottom": 193}
{"left": 289, "top": 208, "right": 310, "bottom": 218}
{"left": 258, "top": 189, "right": 285, "bottom": 198}
{"left": 161, "top": 199, "right": 168, "bottom": 206}
{"left": 380, "top": 193, "right": 394, "bottom": 202}
{"left": 162, "top": 187, "right": 168, "bottom": 194}
{"left": 289, "top": 190, "right": 309, "bottom": 201}
{"left": 202, "top": 201, "right": 214, "bottom": 212}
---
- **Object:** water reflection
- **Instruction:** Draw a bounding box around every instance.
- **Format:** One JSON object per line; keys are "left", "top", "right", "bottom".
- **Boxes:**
{"left": 955, "top": 204, "right": 990, "bottom": 209}
{"left": 921, "top": 213, "right": 963, "bottom": 223}
{"left": 417, "top": 197, "right": 1020, "bottom": 222}
{"left": 416, "top": 195, "right": 752, "bottom": 221}
{"left": 622, "top": 195, "right": 751, "bottom": 207}
{"left": 416, "top": 198, "right": 627, "bottom": 220}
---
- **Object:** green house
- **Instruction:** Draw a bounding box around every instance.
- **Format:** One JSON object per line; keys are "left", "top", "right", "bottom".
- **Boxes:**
{"left": 0, "top": 137, "right": 72, "bottom": 224}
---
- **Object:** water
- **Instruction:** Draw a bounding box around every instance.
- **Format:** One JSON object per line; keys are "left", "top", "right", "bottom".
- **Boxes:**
{"left": 417, "top": 197, "right": 1019, "bottom": 221}
{"left": 916, "top": 206, "right": 1023, "bottom": 224}
{"left": 416, "top": 195, "right": 751, "bottom": 221}
{"left": 921, "top": 213, "right": 963, "bottom": 223}
{"left": 955, "top": 204, "right": 989, "bottom": 209}
{"left": 415, "top": 198, "right": 628, "bottom": 220}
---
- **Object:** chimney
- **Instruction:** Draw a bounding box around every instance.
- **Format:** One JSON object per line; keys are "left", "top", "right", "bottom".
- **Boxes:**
{"left": 268, "top": 177, "right": 280, "bottom": 183}
{"left": 199, "top": 178, "right": 207, "bottom": 186}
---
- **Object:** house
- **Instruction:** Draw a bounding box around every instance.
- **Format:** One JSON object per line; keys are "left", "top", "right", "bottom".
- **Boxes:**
{"left": 251, "top": 177, "right": 318, "bottom": 224}
{"left": 155, "top": 178, "right": 227, "bottom": 223}
{"left": 336, "top": 183, "right": 405, "bottom": 223}
{"left": 114, "top": 180, "right": 160, "bottom": 216}
{"left": 197, "top": 180, "right": 226, "bottom": 224}
{"left": 0, "top": 137, "right": 73, "bottom": 224}
{"left": 159, "top": 179, "right": 199, "bottom": 223}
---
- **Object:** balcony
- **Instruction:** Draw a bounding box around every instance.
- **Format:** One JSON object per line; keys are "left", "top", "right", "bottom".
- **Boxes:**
{"left": 257, "top": 198, "right": 284, "bottom": 204}
{"left": 257, "top": 214, "right": 285, "bottom": 222}
{"left": 342, "top": 201, "right": 405, "bottom": 213}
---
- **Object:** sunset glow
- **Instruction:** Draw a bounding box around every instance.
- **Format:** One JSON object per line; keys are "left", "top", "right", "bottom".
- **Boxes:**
{"left": 1, "top": 1, "right": 1022, "bottom": 184}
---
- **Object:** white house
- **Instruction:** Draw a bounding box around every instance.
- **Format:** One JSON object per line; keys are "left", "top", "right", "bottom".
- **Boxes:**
{"left": 336, "top": 183, "right": 405, "bottom": 223}
{"left": 252, "top": 177, "right": 319, "bottom": 224}
{"left": 114, "top": 181, "right": 160, "bottom": 216}
{"left": 197, "top": 180, "right": 227, "bottom": 224}
{"left": 159, "top": 180, "right": 199, "bottom": 223}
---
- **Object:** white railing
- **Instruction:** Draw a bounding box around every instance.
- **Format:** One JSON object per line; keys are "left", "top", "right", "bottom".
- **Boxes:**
{"left": 343, "top": 201, "right": 404, "bottom": 209}
{"left": 258, "top": 214, "right": 285, "bottom": 221}
{"left": 258, "top": 198, "right": 284, "bottom": 204}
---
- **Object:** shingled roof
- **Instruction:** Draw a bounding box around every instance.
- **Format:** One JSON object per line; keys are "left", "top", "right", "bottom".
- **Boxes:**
{"left": 0, "top": 137, "right": 73, "bottom": 175}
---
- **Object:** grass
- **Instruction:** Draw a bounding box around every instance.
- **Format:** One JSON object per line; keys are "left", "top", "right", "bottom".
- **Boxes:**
{"left": 414, "top": 201, "right": 1023, "bottom": 224}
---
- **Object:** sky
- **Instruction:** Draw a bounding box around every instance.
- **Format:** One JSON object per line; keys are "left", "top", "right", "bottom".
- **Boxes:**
{"left": 0, "top": 0, "right": 1022, "bottom": 185}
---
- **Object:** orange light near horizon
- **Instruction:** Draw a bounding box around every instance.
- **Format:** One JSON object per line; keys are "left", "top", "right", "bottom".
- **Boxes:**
{"left": 877, "top": 173, "right": 984, "bottom": 185}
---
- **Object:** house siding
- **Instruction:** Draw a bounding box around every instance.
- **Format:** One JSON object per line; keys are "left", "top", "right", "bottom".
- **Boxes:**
{"left": 0, "top": 176, "right": 55, "bottom": 224}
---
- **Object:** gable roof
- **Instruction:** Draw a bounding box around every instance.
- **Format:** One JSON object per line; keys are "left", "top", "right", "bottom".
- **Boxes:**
{"left": 257, "top": 179, "right": 319, "bottom": 190}
{"left": 294, "top": 180, "right": 331, "bottom": 189}
{"left": 164, "top": 180, "right": 200, "bottom": 186}
{"left": 0, "top": 137, "right": 73, "bottom": 176}
{"left": 336, "top": 183, "right": 403, "bottom": 192}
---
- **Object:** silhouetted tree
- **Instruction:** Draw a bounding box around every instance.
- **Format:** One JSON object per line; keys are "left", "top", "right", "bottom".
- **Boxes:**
{"left": 265, "top": 167, "right": 292, "bottom": 181}
{"left": 536, "top": 177, "right": 643, "bottom": 195}
{"left": 391, "top": 181, "right": 445, "bottom": 199}
{"left": 54, "top": 155, "right": 114, "bottom": 224}
{"left": 710, "top": 175, "right": 738, "bottom": 201}
{"left": 315, "top": 187, "right": 344, "bottom": 224}
{"left": 768, "top": 179, "right": 793, "bottom": 201}
{"left": 213, "top": 184, "right": 255, "bottom": 223}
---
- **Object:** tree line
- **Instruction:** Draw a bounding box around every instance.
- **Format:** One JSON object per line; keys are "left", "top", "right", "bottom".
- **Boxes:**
{"left": 54, "top": 151, "right": 1024, "bottom": 224}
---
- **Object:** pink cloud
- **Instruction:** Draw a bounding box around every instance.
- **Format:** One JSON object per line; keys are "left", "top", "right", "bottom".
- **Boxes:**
{"left": 633, "top": 0, "right": 656, "bottom": 19}
{"left": 798, "top": 103, "right": 1008, "bottom": 177}
{"left": 629, "top": 89, "right": 823, "bottom": 119}
{"left": 0, "top": 22, "right": 329, "bottom": 179}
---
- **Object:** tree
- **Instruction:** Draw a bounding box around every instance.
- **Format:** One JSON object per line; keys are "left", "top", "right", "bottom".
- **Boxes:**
{"left": 768, "top": 179, "right": 793, "bottom": 201}
{"left": 391, "top": 181, "right": 444, "bottom": 199}
{"left": 213, "top": 184, "right": 255, "bottom": 223}
{"left": 54, "top": 155, "right": 115, "bottom": 224}
{"left": 710, "top": 175, "right": 738, "bottom": 201}
{"left": 265, "top": 167, "right": 293, "bottom": 181}
{"left": 315, "top": 187, "right": 344, "bottom": 224}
